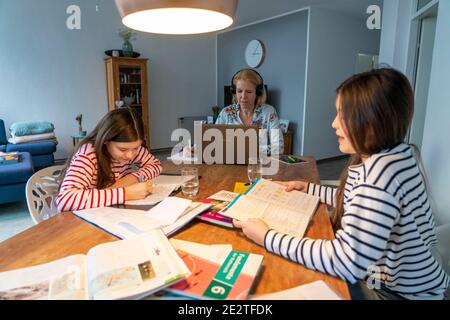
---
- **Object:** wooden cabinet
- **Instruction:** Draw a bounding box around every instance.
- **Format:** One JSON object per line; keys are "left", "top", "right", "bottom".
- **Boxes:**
{"left": 105, "top": 57, "right": 150, "bottom": 148}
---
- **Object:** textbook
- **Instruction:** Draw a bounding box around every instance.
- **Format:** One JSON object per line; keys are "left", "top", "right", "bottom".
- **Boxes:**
{"left": 74, "top": 197, "right": 212, "bottom": 239}
{"left": 0, "top": 230, "right": 190, "bottom": 300}
{"left": 0, "top": 151, "right": 20, "bottom": 165}
{"left": 165, "top": 240, "right": 263, "bottom": 300}
{"left": 196, "top": 191, "right": 239, "bottom": 228}
{"left": 220, "top": 178, "right": 320, "bottom": 238}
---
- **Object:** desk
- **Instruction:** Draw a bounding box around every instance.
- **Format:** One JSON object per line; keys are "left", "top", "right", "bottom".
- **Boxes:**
{"left": 0, "top": 158, "right": 350, "bottom": 299}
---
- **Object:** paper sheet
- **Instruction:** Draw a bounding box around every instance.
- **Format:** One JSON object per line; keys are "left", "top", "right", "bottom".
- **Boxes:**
{"left": 146, "top": 197, "right": 192, "bottom": 225}
{"left": 249, "top": 280, "right": 343, "bottom": 300}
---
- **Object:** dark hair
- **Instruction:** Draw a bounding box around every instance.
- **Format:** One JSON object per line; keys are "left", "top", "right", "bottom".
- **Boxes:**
{"left": 332, "top": 68, "right": 414, "bottom": 230}
{"left": 61, "top": 108, "right": 145, "bottom": 189}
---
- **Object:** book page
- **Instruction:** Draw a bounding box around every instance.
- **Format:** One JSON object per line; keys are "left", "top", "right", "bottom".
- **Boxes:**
{"left": 246, "top": 179, "right": 319, "bottom": 213}
{"left": 169, "top": 239, "right": 232, "bottom": 264}
{"left": 250, "top": 280, "right": 343, "bottom": 300}
{"left": 221, "top": 195, "right": 311, "bottom": 237}
{"left": 152, "top": 175, "right": 193, "bottom": 186}
{"left": 145, "top": 197, "right": 192, "bottom": 225}
{"left": 74, "top": 207, "right": 165, "bottom": 239}
{"left": 86, "top": 230, "right": 190, "bottom": 300}
{"left": 0, "top": 255, "right": 88, "bottom": 300}
{"left": 162, "top": 202, "right": 212, "bottom": 236}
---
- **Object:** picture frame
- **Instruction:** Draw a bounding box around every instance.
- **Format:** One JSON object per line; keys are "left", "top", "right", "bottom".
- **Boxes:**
{"left": 279, "top": 119, "right": 290, "bottom": 134}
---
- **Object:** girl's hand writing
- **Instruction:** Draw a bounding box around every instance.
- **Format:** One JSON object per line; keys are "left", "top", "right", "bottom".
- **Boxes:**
{"left": 125, "top": 181, "right": 153, "bottom": 200}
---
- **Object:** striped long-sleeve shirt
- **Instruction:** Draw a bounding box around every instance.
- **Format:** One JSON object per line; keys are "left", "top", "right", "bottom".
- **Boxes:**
{"left": 264, "top": 143, "right": 449, "bottom": 299}
{"left": 56, "top": 143, "right": 161, "bottom": 212}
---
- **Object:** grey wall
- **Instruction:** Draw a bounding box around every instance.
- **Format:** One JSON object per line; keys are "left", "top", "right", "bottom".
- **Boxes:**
{"left": 303, "top": 7, "right": 381, "bottom": 160}
{"left": 0, "top": 0, "right": 216, "bottom": 159}
{"left": 217, "top": 10, "right": 309, "bottom": 155}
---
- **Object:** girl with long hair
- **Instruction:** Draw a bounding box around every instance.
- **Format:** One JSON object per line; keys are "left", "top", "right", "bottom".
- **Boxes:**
{"left": 234, "top": 68, "right": 449, "bottom": 299}
{"left": 56, "top": 108, "right": 161, "bottom": 212}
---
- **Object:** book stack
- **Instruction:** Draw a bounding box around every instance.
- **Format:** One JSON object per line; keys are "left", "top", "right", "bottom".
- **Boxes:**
{"left": 164, "top": 239, "right": 263, "bottom": 300}
{"left": 196, "top": 191, "right": 239, "bottom": 228}
{"left": 0, "top": 151, "right": 20, "bottom": 165}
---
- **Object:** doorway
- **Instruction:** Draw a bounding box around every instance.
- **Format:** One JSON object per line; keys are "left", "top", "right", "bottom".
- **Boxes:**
{"left": 408, "top": 2, "right": 438, "bottom": 149}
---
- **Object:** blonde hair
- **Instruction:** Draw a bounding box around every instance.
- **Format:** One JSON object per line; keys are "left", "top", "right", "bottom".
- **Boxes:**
{"left": 232, "top": 69, "right": 267, "bottom": 107}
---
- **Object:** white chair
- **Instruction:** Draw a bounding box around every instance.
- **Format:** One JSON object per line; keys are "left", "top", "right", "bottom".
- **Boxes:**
{"left": 26, "top": 165, "right": 64, "bottom": 224}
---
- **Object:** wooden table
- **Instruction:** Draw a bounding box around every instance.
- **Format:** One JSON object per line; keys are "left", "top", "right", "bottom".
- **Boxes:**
{"left": 0, "top": 158, "right": 350, "bottom": 299}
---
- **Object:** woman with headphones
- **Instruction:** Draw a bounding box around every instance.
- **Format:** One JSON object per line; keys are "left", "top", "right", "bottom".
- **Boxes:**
{"left": 215, "top": 69, "right": 284, "bottom": 155}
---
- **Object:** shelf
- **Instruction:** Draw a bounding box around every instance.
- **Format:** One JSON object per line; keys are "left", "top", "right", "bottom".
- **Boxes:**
{"left": 120, "top": 82, "right": 142, "bottom": 85}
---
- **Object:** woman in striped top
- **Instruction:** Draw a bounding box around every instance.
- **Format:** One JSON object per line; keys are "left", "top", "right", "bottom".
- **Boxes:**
{"left": 56, "top": 108, "right": 161, "bottom": 212}
{"left": 234, "top": 68, "right": 449, "bottom": 299}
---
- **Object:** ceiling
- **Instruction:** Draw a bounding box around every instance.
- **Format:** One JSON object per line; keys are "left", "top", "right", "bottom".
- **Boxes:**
{"left": 232, "top": 0, "right": 384, "bottom": 27}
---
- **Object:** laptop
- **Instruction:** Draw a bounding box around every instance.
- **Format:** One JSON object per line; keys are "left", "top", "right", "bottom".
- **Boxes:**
{"left": 199, "top": 124, "right": 260, "bottom": 165}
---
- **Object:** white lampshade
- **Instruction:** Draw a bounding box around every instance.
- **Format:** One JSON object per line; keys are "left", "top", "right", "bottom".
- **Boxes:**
{"left": 115, "top": 0, "right": 238, "bottom": 35}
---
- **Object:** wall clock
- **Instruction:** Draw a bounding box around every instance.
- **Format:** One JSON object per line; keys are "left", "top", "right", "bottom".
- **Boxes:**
{"left": 245, "top": 39, "right": 265, "bottom": 68}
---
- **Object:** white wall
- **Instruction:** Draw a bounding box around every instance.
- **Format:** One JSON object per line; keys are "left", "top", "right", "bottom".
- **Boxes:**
{"left": 421, "top": 0, "right": 450, "bottom": 225}
{"left": 0, "top": 0, "right": 216, "bottom": 159}
{"left": 303, "top": 7, "right": 381, "bottom": 160}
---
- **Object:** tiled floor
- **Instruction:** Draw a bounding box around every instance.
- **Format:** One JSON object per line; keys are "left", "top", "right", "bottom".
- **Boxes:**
{"left": 0, "top": 201, "right": 34, "bottom": 242}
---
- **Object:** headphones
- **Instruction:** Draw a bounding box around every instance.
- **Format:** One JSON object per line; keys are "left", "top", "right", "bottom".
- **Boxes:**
{"left": 230, "top": 68, "right": 265, "bottom": 97}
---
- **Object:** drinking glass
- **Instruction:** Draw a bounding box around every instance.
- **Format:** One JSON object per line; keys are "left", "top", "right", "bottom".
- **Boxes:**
{"left": 181, "top": 167, "right": 199, "bottom": 197}
{"left": 247, "top": 157, "right": 262, "bottom": 184}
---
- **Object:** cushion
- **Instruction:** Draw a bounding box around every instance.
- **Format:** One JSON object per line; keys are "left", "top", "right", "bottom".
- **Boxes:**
{"left": 6, "top": 140, "right": 57, "bottom": 155}
{"left": 0, "top": 152, "right": 34, "bottom": 185}
{"left": 10, "top": 120, "right": 54, "bottom": 137}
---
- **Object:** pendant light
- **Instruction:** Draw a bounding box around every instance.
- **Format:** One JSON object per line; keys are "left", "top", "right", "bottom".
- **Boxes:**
{"left": 115, "top": 0, "right": 238, "bottom": 35}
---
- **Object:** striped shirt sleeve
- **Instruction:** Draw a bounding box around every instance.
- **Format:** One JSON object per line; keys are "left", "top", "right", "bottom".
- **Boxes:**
{"left": 307, "top": 182, "right": 337, "bottom": 207}
{"left": 130, "top": 146, "right": 162, "bottom": 181}
{"left": 55, "top": 147, "right": 125, "bottom": 212}
{"left": 265, "top": 184, "right": 400, "bottom": 284}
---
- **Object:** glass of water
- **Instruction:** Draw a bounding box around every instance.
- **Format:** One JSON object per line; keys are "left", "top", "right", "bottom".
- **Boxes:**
{"left": 181, "top": 167, "right": 199, "bottom": 197}
{"left": 247, "top": 157, "right": 262, "bottom": 184}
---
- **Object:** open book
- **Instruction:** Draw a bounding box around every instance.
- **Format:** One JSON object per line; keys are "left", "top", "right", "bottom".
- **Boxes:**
{"left": 0, "top": 230, "right": 190, "bottom": 300}
{"left": 164, "top": 239, "right": 263, "bottom": 300}
{"left": 220, "top": 178, "right": 320, "bottom": 237}
{"left": 74, "top": 197, "right": 212, "bottom": 239}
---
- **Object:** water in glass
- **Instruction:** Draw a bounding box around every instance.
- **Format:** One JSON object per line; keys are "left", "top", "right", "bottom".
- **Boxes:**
{"left": 181, "top": 168, "right": 199, "bottom": 197}
{"left": 247, "top": 158, "right": 262, "bottom": 184}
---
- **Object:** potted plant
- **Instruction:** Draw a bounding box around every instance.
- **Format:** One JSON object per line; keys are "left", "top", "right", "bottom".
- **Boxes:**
{"left": 75, "top": 114, "right": 86, "bottom": 136}
{"left": 118, "top": 28, "right": 137, "bottom": 57}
